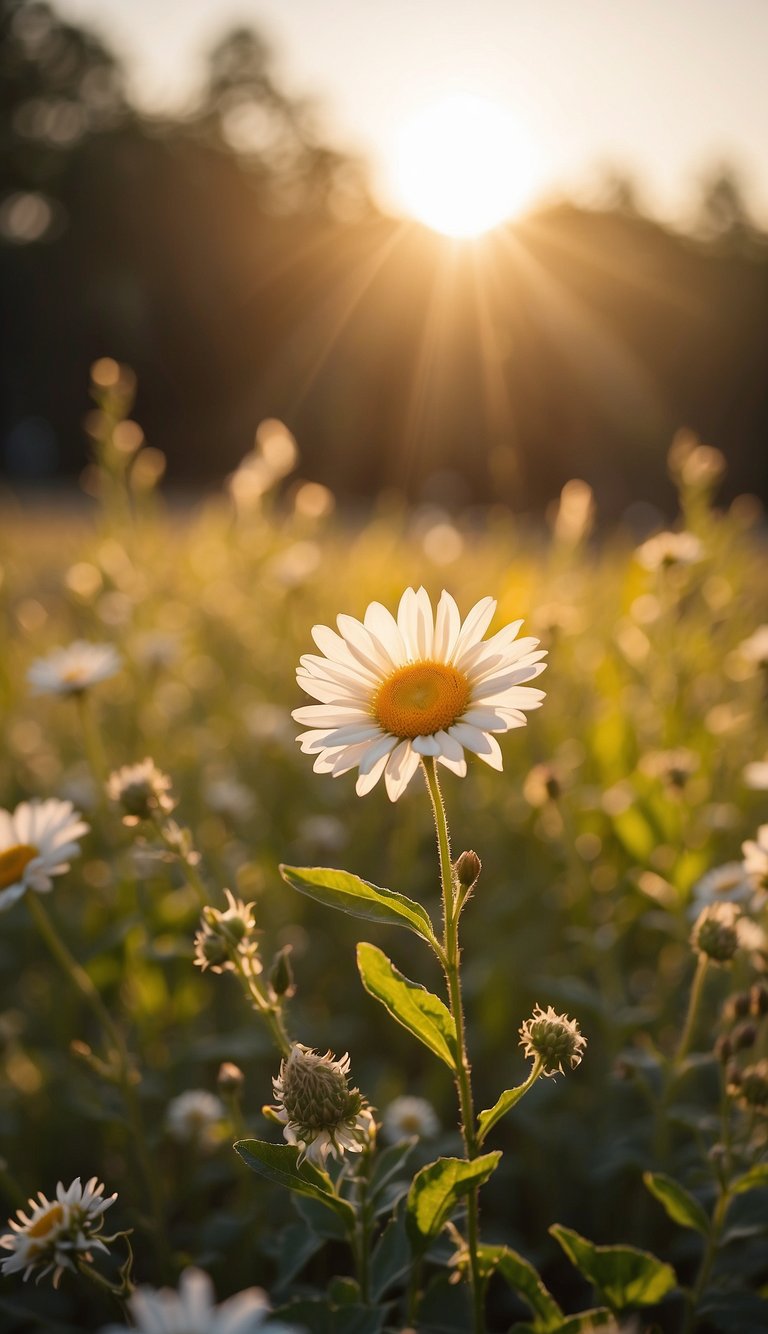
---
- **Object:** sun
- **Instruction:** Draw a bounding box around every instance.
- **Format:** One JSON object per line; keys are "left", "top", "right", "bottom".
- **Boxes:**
{"left": 388, "top": 94, "right": 537, "bottom": 239}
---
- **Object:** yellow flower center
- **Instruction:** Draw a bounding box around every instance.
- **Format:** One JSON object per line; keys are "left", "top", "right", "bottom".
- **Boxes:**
{"left": 374, "top": 661, "right": 470, "bottom": 739}
{"left": 27, "top": 1203, "right": 64, "bottom": 1239}
{"left": 0, "top": 844, "right": 38, "bottom": 891}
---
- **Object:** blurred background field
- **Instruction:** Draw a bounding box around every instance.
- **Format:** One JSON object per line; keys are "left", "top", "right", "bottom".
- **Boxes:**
{"left": 2, "top": 1, "right": 768, "bottom": 1328}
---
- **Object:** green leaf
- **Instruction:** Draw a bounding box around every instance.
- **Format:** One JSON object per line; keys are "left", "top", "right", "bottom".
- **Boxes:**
{"left": 279, "top": 865, "right": 438, "bottom": 946}
{"left": 643, "top": 1171, "right": 710, "bottom": 1236}
{"left": 356, "top": 942, "right": 456, "bottom": 1069}
{"left": 370, "top": 1203, "right": 411, "bottom": 1302}
{"left": 406, "top": 1154, "right": 501, "bottom": 1253}
{"left": 730, "top": 1164, "right": 768, "bottom": 1196}
{"left": 550, "top": 1225, "right": 677, "bottom": 1312}
{"left": 234, "top": 1139, "right": 356, "bottom": 1227}
{"left": 367, "top": 1136, "right": 417, "bottom": 1206}
{"left": 477, "top": 1243, "right": 563, "bottom": 1331}
{"left": 477, "top": 1073, "right": 538, "bottom": 1143}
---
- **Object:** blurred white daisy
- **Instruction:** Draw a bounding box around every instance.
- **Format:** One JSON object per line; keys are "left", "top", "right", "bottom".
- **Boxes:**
{"left": 28, "top": 641, "right": 121, "bottom": 696}
{"left": 739, "top": 625, "right": 768, "bottom": 671}
{"left": 166, "top": 1090, "right": 226, "bottom": 1149}
{"left": 100, "top": 1267, "right": 284, "bottom": 1334}
{"left": 0, "top": 798, "right": 89, "bottom": 912}
{"left": 381, "top": 1095, "right": 439, "bottom": 1143}
{"left": 743, "top": 760, "right": 768, "bottom": 791}
{"left": 107, "top": 759, "right": 175, "bottom": 825}
{"left": 743, "top": 826, "right": 768, "bottom": 891}
{"left": 636, "top": 531, "right": 703, "bottom": 571}
{"left": 0, "top": 1176, "right": 116, "bottom": 1288}
{"left": 293, "top": 587, "right": 546, "bottom": 802}
{"left": 272, "top": 1044, "right": 375, "bottom": 1168}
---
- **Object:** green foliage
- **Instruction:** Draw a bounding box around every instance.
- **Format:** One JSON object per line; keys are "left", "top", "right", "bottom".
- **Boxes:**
{"left": 280, "top": 864, "right": 439, "bottom": 947}
{"left": 477, "top": 1243, "right": 563, "bottom": 1330}
{"left": 234, "top": 1138, "right": 356, "bottom": 1227}
{"left": 550, "top": 1224, "right": 677, "bottom": 1311}
{"left": 643, "top": 1170, "right": 711, "bottom": 1235}
{"left": 406, "top": 1154, "right": 501, "bottom": 1252}
{"left": 356, "top": 941, "right": 456, "bottom": 1069}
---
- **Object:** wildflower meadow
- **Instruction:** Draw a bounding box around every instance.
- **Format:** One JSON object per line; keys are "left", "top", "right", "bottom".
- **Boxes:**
{"left": 1, "top": 365, "right": 767, "bottom": 1333}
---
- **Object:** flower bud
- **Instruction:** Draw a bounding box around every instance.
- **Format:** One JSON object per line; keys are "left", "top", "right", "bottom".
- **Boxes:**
{"left": 691, "top": 903, "right": 741, "bottom": 963}
{"left": 731, "top": 1022, "right": 757, "bottom": 1052}
{"left": 519, "top": 1004, "right": 587, "bottom": 1077}
{"left": 279, "top": 1045, "right": 362, "bottom": 1129}
{"left": 217, "top": 1061, "right": 244, "bottom": 1092}
{"left": 454, "top": 850, "right": 481, "bottom": 892}
{"left": 749, "top": 982, "right": 768, "bottom": 1017}
{"left": 722, "top": 991, "right": 751, "bottom": 1023}
{"left": 733, "top": 1060, "right": 768, "bottom": 1112}
{"left": 714, "top": 1034, "right": 732, "bottom": 1064}
{"left": 106, "top": 758, "right": 175, "bottom": 825}
{"left": 269, "top": 944, "right": 296, "bottom": 999}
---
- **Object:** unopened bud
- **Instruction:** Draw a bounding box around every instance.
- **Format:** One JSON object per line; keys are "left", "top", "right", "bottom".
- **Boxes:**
{"left": 723, "top": 991, "right": 751, "bottom": 1023}
{"left": 691, "top": 903, "right": 741, "bottom": 963}
{"left": 217, "top": 1061, "right": 244, "bottom": 1092}
{"left": 519, "top": 1004, "right": 587, "bottom": 1077}
{"left": 454, "top": 851, "right": 481, "bottom": 891}
{"left": 736, "top": 1060, "right": 768, "bottom": 1111}
{"left": 732, "top": 1022, "right": 757, "bottom": 1052}
{"left": 269, "top": 944, "right": 296, "bottom": 998}
{"left": 750, "top": 982, "right": 768, "bottom": 1017}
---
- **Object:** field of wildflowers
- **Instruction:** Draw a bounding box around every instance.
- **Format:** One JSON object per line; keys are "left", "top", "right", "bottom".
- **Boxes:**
{"left": 0, "top": 364, "right": 767, "bottom": 1333}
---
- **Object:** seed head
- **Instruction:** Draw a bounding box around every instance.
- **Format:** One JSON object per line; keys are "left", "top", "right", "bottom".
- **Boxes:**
{"left": 691, "top": 902, "right": 741, "bottom": 963}
{"left": 519, "top": 1004, "right": 587, "bottom": 1077}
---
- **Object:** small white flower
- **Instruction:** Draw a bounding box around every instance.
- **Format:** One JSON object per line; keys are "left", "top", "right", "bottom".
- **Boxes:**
{"left": 636, "top": 531, "right": 704, "bottom": 571}
{"left": 739, "top": 625, "right": 768, "bottom": 670}
{"left": 100, "top": 1267, "right": 281, "bottom": 1334}
{"left": 166, "top": 1090, "right": 226, "bottom": 1148}
{"left": 381, "top": 1096, "right": 439, "bottom": 1143}
{"left": 743, "top": 760, "right": 768, "bottom": 791}
{"left": 0, "top": 798, "right": 89, "bottom": 912}
{"left": 691, "top": 862, "right": 758, "bottom": 913}
{"left": 107, "top": 759, "right": 175, "bottom": 825}
{"left": 293, "top": 587, "right": 546, "bottom": 801}
{"left": 743, "top": 825, "right": 768, "bottom": 890}
{"left": 28, "top": 641, "right": 121, "bottom": 696}
{"left": 272, "top": 1044, "right": 375, "bottom": 1168}
{"left": 0, "top": 1176, "right": 116, "bottom": 1288}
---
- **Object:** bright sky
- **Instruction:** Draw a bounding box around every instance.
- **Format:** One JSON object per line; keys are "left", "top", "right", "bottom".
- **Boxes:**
{"left": 53, "top": 0, "right": 768, "bottom": 226}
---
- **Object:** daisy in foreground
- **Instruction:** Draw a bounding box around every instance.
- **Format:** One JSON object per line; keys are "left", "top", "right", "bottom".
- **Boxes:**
{"left": 0, "top": 1176, "right": 116, "bottom": 1288}
{"left": 100, "top": 1266, "right": 290, "bottom": 1334}
{"left": 0, "top": 798, "right": 89, "bottom": 912}
{"left": 293, "top": 587, "right": 546, "bottom": 801}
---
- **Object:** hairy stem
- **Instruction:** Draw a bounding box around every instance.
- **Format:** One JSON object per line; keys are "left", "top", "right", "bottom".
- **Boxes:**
{"left": 423, "top": 757, "right": 485, "bottom": 1334}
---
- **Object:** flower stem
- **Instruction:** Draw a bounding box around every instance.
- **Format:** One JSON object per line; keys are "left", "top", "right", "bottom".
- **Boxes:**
{"left": 422, "top": 757, "right": 485, "bottom": 1334}
{"left": 27, "top": 892, "right": 171, "bottom": 1275}
{"left": 233, "top": 957, "right": 292, "bottom": 1058}
{"left": 674, "top": 955, "right": 709, "bottom": 1072}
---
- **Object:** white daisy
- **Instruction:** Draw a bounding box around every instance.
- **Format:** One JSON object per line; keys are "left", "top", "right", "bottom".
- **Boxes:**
{"left": 165, "top": 1090, "right": 226, "bottom": 1148}
{"left": 100, "top": 1267, "right": 281, "bottom": 1334}
{"left": 381, "top": 1095, "right": 439, "bottom": 1143}
{"left": 28, "top": 641, "right": 121, "bottom": 696}
{"left": 635, "top": 530, "right": 704, "bottom": 571}
{"left": 0, "top": 1176, "right": 116, "bottom": 1288}
{"left": 0, "top": 798, "right": 89, "bottom": 913}
{"left": 293, "top": 587, "right": 546, "bottom": 802}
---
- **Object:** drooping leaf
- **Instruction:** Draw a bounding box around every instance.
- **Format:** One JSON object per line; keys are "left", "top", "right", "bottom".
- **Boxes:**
{"left": 477, "top": 1243, "right": 563, "bottom": 1331}
{"left": 730, "top": 1164, "right": 768, "bottom": 1196}
{"left": 356, "top": 942, "right": 456, "bottom": 1069}
{"left": 279, "top": 864, "right": 438, "bottom": 945}
{"left": 234, "top": 1139, "right": 355, "bottom": 1227}
{"left": 406, "top": 1154, "right": 501, "bottom": 1253}
{"left": 643, "top": 1171, "right": 710, "bottom": 1236}
{"left": 550, "top": 1225, "right": 677, "bottom": 1311}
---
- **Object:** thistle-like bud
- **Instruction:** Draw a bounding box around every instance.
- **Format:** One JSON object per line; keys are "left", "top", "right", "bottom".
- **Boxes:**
{"left": 730, "top": 1060, "right": 768, "bottom": 1112}
{"left": 106, "top": 758, "right": 175, "bottom": 826}
{"left": 271, "top": 1044, "right": 375, "bottom": 1167}
{"left": 454, "top": 850, "right": 481, "bottom": 892}
{"left": 519, "top": 1004, "right": 587, "bottom": 1077}
{"left": 691, "top": 903, "right": 741, "bottom": 963}
{"left": 193, "top": 890, "right": 261, "bottom": 976}
{"left": 731, "top": 1022, "right": 757, "bottom": 1052}
{"left": 722, "top": 991, "right": 751, "bottom": 1023}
